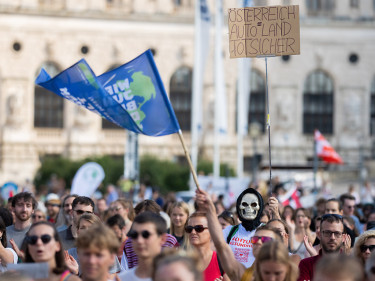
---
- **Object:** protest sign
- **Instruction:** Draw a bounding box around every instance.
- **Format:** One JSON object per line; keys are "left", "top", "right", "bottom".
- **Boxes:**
{"left": 1, "top": 181, "right": 18, "bottom": 201}
{"left": 228, "top": 5, "right": 300, "bottom": 58}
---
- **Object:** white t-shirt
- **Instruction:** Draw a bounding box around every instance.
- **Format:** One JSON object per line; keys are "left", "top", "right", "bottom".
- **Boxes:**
{"left": 117, "top": 267, "right": 151, "bottom": 281}
{"left": 223, "top": 224, "right": 256, "bottom": 268}
{"left": 0, "top": 247, "right": 18, "bottom": 272}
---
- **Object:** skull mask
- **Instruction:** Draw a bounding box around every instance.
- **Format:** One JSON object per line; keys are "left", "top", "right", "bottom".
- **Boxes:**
{"left": 239, "top": 193, "right": 260, "bottom": 220}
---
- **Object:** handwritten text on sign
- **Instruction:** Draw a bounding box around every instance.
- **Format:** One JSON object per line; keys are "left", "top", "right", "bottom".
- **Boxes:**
{"left": 228, "top": 5, "right": 300, "bottom": 58}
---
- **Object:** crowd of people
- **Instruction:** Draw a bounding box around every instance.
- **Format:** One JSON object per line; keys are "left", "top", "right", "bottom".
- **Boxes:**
{"left": 0, "top": 181, "right": 375, "bottom": 281}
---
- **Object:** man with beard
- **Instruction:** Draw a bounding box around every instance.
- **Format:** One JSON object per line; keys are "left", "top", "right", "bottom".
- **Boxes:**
{"left": 44, "top": 193, "right": 61, "bottom": 223}
{"left": 298, "top": 213, "right": 348, "bottom": 281}
{"left": 6, "top": 192, "right": 37, "bottom": 249}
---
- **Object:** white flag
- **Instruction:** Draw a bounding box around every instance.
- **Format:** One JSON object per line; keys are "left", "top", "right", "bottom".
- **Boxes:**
{"left": 71, "top": 162, "right": 105, "bottom": 197}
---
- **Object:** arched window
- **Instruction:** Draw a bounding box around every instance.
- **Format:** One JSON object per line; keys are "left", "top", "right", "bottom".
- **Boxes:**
{"left": 303, "top": 70, "right": 334, "bottom": 134}
{"left": 248, "top": 69, "right": 266, "bottom": 133}
{"left": 169, "top": 66, "right": 192, "bottom": 131}
{"left": 34, "top": 62, "right": 64, "bottom": 128}
{"left": 370, "top": 77, "right": 375, "bottom": 135}
{"left": 102, "top": 64, "right": 123, "bottom": 129}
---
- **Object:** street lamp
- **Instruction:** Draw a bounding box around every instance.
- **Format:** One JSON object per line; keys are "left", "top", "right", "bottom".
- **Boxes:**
{"left": 249, "top": 122, "right": 261, "bottom": 184}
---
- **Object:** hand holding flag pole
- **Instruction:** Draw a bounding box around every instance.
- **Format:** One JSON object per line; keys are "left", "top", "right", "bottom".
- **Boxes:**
{"left": 35, "top": 49, "right": 202, "bottom": 191}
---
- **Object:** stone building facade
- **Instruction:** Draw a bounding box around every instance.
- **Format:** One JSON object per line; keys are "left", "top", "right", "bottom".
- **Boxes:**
{"left": 0, "top": 0, "right": 374, "bottom": 185}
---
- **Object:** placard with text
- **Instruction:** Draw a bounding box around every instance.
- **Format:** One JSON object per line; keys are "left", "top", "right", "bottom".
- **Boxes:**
{"left": 228, "top": 5, "right": 300, "bottom": 58}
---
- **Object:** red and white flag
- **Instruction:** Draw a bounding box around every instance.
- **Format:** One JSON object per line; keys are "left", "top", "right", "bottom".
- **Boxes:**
{"left": 314, "top": 130, "right": 343, "bottom": 164}
{"left": 279, "top": 186, "right": 302, "bottom": 209}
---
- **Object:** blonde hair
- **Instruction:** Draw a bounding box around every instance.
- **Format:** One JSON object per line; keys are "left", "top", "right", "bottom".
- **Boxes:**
{"left": 353, "top": 230, "right": 375, "bottom": 264}
{"left": 168, "top": 202, "right": 190, "bottom": 248}
{"left": 77, "top": 213, "right": 101, "bottom": 229}
{"left": 76, "top": 223, "right": 119, "bottom": 254}
{"left": 254, "top": 241, "right": 298, "bottom": 281}
{"left": 153, "top": 248, "right": 203, "bottom": 281}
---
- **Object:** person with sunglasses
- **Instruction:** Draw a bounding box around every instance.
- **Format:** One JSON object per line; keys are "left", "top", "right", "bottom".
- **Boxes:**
{"left": 31, "top": 209, "right": 46, "bottom": 224}
{"left": 353, "top": 230, "right": 375, "bottom": 266}
{"left": 195, "top": 188, "right": 283, "bottom": 281}
{"left": 22, "top": 221, "right": 80, "bottom": 281}
{"left": 58, "top": 196, "right": 95, "bottom": 250}
{"left": 297, "top": 213, "right": 348, "bottom": 281}
{"left": 186, "top": 212, "right": 229, "bottom": 281}
{"left": 117, "top": 211, "right": 167, "bottom": 281}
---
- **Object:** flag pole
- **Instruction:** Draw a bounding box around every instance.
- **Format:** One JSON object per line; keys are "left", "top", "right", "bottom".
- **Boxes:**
{"left": 177, "top": 130, "right": 202, "bottom": 191}
{"left": 313, "top": 130, "right": 318, "bottom": 191}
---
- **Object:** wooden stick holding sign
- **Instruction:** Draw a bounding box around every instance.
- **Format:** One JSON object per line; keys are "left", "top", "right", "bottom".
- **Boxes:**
{"left": 228, "top": 5, "right": 300, "bottom": 194}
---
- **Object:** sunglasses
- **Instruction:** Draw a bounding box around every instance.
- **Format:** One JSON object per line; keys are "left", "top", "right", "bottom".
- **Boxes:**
{"left": 250, "top": 236, "right": 273, "bottom": 244}
{"left": 128, "top": 230, "right": 153, "bottom": 240}
{"left": 47, "top": 204, "right": 60, "bottom": 208}
{"left": 360, "top": 245, "right": 375, "bottom": 253}
{"left": 74, "top": 210, "right": 93, "bottom": 215}
{"left": 185, "top": 225, "right": 208, "bottom": 233}
{"left": 26, "top": 234, "right": 53, "bottom": 245}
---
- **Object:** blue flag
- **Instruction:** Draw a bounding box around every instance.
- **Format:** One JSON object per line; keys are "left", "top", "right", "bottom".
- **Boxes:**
{"left": 35, "top": 50, "right": 180, "bottom": 136}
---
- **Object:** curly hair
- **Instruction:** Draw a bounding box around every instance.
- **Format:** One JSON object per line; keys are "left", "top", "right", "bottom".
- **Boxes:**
{"left": 353, "top": 230, "right": 375, "bottom": 264}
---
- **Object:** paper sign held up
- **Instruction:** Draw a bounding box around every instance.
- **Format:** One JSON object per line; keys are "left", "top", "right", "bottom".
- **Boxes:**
{"left": 228, "top": 5, "right": 300, "bottom": 58}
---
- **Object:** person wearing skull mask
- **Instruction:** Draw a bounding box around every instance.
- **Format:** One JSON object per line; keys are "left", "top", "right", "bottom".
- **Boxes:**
{"left": 221, "top": 188, "right": 265, "bottom": 268}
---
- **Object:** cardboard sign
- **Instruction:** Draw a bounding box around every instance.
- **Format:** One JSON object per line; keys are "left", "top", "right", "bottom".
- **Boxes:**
{"left": 228, "top": 5, "right": 300, "bottom": 58}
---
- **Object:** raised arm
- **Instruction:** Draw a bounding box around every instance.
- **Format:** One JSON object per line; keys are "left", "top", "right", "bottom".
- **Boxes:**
{"left": 195, "top": 189, "right": 246, "bottom": 281}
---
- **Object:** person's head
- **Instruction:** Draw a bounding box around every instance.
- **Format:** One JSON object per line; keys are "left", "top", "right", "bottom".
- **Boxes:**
{"left": 153, "top": 249, "right": 203, "bottom": 281}
{"left": 62, "top": 194, "right": 78, "bottom": 219}
{"left": 169, "top": 201, "right": 190, "bottom": 233}
{"left": 106, "top": 214, "right": 126, "bottom": 241}
{"left": 23, "top": 221, "right": 66, "bottom": 274}
{"left": 340, "top": 194, "right": 356, "bottom": 216}
{"left": 0, "top": 217, "right": 7, "bottom": 247}
{"left": 251, "top": 225, "right": 283, "bottom": 258}
{"left": 128, "top": 211, "right": 167, "bottom": 260}
{"left": 186, "top": 212, "right": 210, "bottom": 248}
{"left": 236, "top": 188, "right": 264, "bottom": 226}
{"left": 32, "top": 209, "right": 46, "bottom": 223}
{"left": 110, "top": 198, "right": 135, "bottom": 221}
{"left": 368, "top": 212, "right": 375, "bottom": 224}
{"left": 134, "top": 199, "right": 161, "bottom": 215}
{"left": 218, "top": 210, "right": 236, "bottom": 229}
{"left": 76, "top": 224, "right": 120, "bottom": 281}
{"left": 96, "top": 198, "right": 108, "bottom": 213}
{"left": 11, "top": 192, "right": 37, "bottom": 222}
{"left": 313, "top": 254, "right": 364, "bottom": 281}
{"left": 318, "top": 214, "right": 345, "bottom": 254}
{"left": 267, "top": 219, "right": 290, "bottom": 247}
{"left": 315, "top": 198, "right": 327, "bottom": 216}
{"left": 72, "top": 196, "right": 95, "bottom": 227}
{"left": 77, "top": 213, "right": 102, "bottom": 235}
{"left": 45, "top": 193, "right": 61, "bottom": 219}
{"left": 353, "top": 230, "right": 375, "bottom": 265}
{"left": 325, "top": 198, "right": 343, "bottom": 215}
{"left": 0, "top": 206, "right": 14, "bottom": 227}
{"left": 254, "top": 241, "right": 298, "bottom": 281}
{"left": 281, "top": 205, "right": 295, "bottom": 221}
{"left": 295, "top": 208, "right": 311, "bottom": 229}
{"left": 314, "top": 216, "right": 322, "bottom": 233}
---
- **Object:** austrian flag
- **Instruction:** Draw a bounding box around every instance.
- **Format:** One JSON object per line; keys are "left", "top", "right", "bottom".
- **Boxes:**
{"left": 314, "top": 130, "right": 343, "bottom": 164}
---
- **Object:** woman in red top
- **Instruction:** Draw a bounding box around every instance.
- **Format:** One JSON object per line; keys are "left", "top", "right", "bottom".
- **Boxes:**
{"left": 186, "top": 212, "right": 229, "bottom": 281}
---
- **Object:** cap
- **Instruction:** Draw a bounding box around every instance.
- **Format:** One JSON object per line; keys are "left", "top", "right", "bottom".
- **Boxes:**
{"left": 45, "top": 193, "right": 61, "bottom": 205}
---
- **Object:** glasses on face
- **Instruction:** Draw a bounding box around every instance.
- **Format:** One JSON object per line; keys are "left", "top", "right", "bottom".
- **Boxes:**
{"left": 47, "top": 204, "right": 60, "bottom": 208}
{"left": 74, "top": 210, "right": 93, "bottom": 215}
{"left": 32, "top": 215, "right": 44, "bottom": 219}
{"left": 250, "top": 236, "right": 273, "bottom": 244}
{"left": 321, "top": 230, "right": 343, "bottom": 238}
{"left": 360, "top": 245, "right": 375, "bottom": 253}
{"left": 185, "top": 225, "right": 208, "bottom": 233}
{"left": 127, "top": 230, "right": 153, "bottom": 240}
{"left": 26, "top": 234, "right": 53, "bottom": 245}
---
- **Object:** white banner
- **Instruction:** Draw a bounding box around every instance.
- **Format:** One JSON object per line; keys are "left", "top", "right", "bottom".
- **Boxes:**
{"left": 71, "top": 162, "right": 105, "bottom": 197}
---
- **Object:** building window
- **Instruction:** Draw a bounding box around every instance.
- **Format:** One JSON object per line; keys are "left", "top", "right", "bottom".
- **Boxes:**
{"left": 350, "top": 0, "right": 359, "bottom": 8}
{"left": 170, "top": 66, "right": 192, "bottom": 131}
{"left": 370, "top": 77, "right": 375, "bottom": 135}
{"left": 306, "top": 0, "right": 334, "bottom": 16}
{"left": 303, "top": 70, "right": 334, "bottom": 134}
{"left": 249, "top": 69, "right": 266, "bottom": 133}
{"left": 34, "top": 62, "right": 64, "bottom": 128}
{"left": 102, "top": 64, "right": 123, "bottom": 129}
